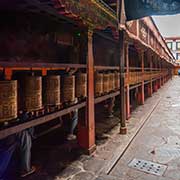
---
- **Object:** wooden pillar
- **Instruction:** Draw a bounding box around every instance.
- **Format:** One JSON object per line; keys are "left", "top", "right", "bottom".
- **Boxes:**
{"left": 125, "top": 43, "right": 130, "bottom": 120}
{"left": 78, "top": 29, "right": 96, "bottom": 154}
{"left": 148, "top": 53, "right": 153, "bottom": 97}
{"left": 159, "top": 60, "right": 161, "bottom": 88}
{"left": 42, "top": 68, "right": 47, "bottom": 76}
{"left": 119, "top": 30, "right": 127, "bottom": 134}
{"left": 140, "top": 51, "right": 145, "bottom": 105}
{"left": 4, "top": 68, "right": 12, "bottom": 80}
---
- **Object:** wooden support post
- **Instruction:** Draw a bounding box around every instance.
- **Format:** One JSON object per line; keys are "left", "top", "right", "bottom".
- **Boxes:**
{"left": 125, "top": 43, "right": 130, "bottom": 120}
{"left": 149, "top": 55, "right": 153, "bottom": 96}
{"left": 118, "top": 0, "right": 127, "bottom": 134}
{"left": 4, "top": 68, "right": 12, "bottom": 80}
{"left": 140, "top": 51, "right": 145, "bottom": 105}
{"left": 42, "top": 68, "right": 47, "bottom": 76}
{"left": 154, "top": 80, "right": 158, "bottom": 92}
{"left": 78, "top": 29, "right": 96, "bottom": 154}
{"left": 126, "top": 85, "right": 130, "bottom": 119}
{"left": 119, "top": 30, "right": 127, "bottom": 134}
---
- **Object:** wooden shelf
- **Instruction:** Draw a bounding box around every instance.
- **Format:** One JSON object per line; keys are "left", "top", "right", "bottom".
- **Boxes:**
{"left": 0, "top": 102, "right": 86, "bottom": 140}
{"left": 95, "top": 91, "right": 120, "bottom": 104}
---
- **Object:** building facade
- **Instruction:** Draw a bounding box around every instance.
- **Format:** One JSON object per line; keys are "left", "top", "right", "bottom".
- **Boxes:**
{"left": 165, "top": 37, "right": 180, "bottom": 64}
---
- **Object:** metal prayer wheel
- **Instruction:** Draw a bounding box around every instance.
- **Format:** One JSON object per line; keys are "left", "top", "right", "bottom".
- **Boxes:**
{"left": 95, "top": 72, "right": 103, "bottom": 96}
{"left": 0, "top": 80, "right": 17, "bottom": 122}
{"left": 76, "top": 73, "right": 87, "bottom": 98}
{"left": 43, "top": 75, "right": 61, "bottom": 106}
{"left": 62, "top": 75, "right": 75, "bottom": 103}
{"left": 103, "top": 73, "right": 110, "bottom": 93}
{"left": 109, "top": 73, "right": 115, "bottom": 91}
{"left": 23, "top": 76, "right": 42, "bottom": 112}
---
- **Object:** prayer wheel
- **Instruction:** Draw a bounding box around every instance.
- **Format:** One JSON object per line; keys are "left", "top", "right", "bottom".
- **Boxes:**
{"left": 76, "top": 73, "right": 87, "bottom": 98}
{"left": 115, "top": 72, "right": 120, "bottom": 89}
{"left": 103, "top": 73, "right": 110, "bottom": 93}
{"left": 109, "top": 73, "right": 115, "bottom": 91}
{"left": 62, "top": 75, "right": 75, "bottom": 103}
{"left": 95, "top": 72, "right": 103, "bottom": 96}
{"left": 43, "top": 75, "right": 61, "bottom": 106}
{"left": 0, "top": 80, "right": 17, "bottom": 122}
{"left": 23, "top": 76, "right": 42, "bottom": 112}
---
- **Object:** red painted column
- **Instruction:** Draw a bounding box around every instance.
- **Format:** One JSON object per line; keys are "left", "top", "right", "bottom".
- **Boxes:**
{"left": 126, "top": 85, "right": 130, "bottom": 119}
{"left": 149, "top": 55, "right": 153, "bottom": 96}
{"left": 125, "top": 43, "right": 130, "bottom": 120}
{"left": 140, "top": 51, "right": 145, "bottom": 105}
{"left": 4, "top": 68, "right": 12, "bottom": 80}
{"left": 78, "top": 29, "right": 96, "bottom": 154}
{"left": 154, "top": 81, "right": 158, "bottom": 92}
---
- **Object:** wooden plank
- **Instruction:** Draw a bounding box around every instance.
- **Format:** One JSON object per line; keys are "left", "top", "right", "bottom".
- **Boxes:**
{"left": 0, "top": 102, "right": 86, "bottom": 140}
{"left": 95, "top": 91, "right": 120, "bottom": 104}
{"left": 0, "top": 62, "right": 86, "bottom": 69}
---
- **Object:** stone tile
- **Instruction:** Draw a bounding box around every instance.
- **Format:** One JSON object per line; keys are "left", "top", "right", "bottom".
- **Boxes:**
{"left": 95, "top": 174, "right": 124, "bottom": 180}
{"left": 83, "top": 158, "right": 105, "bottom": 174}
{"left": 71, "top": 172, "right": 94, "bottom": 180}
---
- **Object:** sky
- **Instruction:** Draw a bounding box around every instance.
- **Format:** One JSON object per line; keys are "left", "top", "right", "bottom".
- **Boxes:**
{"left": 153, "top": 14, "right": 180, "bottom": 37}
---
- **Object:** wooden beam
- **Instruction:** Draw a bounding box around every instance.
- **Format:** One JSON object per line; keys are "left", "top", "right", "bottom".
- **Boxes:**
{"left": 0, "top": 62, "right": 86, "bottom": 69}
{"left": 95, "top": 91, "right": 120, "bottom": 104}
{"left": 0, "top": 102, "right": 86, "bottom": 140}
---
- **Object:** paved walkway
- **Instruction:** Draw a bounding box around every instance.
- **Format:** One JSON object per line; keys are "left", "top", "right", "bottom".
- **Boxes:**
{"left": 107, "top": 77, "right": 180, "bottom": 180}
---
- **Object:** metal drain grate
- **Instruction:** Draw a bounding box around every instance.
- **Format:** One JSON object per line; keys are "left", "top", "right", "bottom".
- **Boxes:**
{"left": 128, "top": 158, "right": 167, "bottom": 176}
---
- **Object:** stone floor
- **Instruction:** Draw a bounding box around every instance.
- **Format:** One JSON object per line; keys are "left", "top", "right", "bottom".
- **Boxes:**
{"left": 21, "top": 77, "right": 179, "bottom": 180}
{"left": 109, "top": 76, "right": 180, "bottom": 180}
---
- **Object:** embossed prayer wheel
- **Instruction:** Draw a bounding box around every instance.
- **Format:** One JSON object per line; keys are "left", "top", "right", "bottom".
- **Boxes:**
{"left": 0, "top": 80, "right": 17, "bottom": 122}
{"left": 95, "top": 72, "right": 103, "bottom": 96}
{"left": 23, "top": 76, "right": 42, "bottom": 112}
{"left": 103, "top": 73, "right": 110, "bottom": 93}
{"left": 76, "top": 73, "right": 87, "bottom": 98}
{"left": 43, "top": 75, "right": 61, "bottom": 106}
{"left": 115, "top": 72, "right": 120, "bottom": 89}
{"left": 109, "top": 73, "right": 115, "bottom": 91}
{"left": 63, "top": 75, "right": 75, "bottom": 103}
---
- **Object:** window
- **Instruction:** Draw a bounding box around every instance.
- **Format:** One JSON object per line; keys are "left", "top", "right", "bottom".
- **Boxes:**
{"left": 176, "top": 42, "right": 180, "bottom": 50}
{"left": 167, "top": 42, "right": 172, "bottom": 50}
{"left": 176, "top": 53, "right": 180, "bottom": 60}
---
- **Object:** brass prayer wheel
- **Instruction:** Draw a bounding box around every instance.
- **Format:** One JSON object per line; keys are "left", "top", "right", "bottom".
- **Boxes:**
{"left": 95, "top": 72, "right": 103, "bottom": 96}
{"left": 0, "top": 80, "right": 17, "bottom": 122}
{"left": 43, "top": 75, "right": 61, "bottom": 106}
{"left": 103, "top": 73, "right": 110, "bottom": 93}
{"left": 76, "top": 73, "right": 87, "bottom": 98}
{"left": 115, "top": 72, "right": 120, "bottom": 89}
{"left": 62, "top": 75, "right": 75, "bottom": 103}
{"left": 23, "top": 76, "right": 42, "bottom": 112}
{"left": 109, "top": 73, "right": 115, "bottom": 91}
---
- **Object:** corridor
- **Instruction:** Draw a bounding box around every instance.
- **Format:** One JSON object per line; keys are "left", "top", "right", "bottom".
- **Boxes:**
{"left": 103, "top": 76, "right": 180, "bottom": 180}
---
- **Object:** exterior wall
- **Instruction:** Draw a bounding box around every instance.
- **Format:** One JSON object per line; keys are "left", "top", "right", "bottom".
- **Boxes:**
{"left": 165, "top": 37, "right": 180, "bottom": 63}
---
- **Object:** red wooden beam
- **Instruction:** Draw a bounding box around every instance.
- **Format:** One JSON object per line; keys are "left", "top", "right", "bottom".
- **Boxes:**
{"left": 0, "top": 102, "right": 86, "bottom": 140}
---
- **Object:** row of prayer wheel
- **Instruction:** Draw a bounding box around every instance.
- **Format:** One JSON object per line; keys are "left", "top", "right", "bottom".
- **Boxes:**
{"left": 95, "top": 72, "right": 120, "bottom": 96}
{"left": 0, "top": 73, "right": 87, "bottom": 123}
{"left": 0, "top": 72, "right": 120, "bottom": 123}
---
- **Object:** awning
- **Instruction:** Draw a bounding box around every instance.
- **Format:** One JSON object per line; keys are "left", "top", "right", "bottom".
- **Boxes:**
{"left": 125, "top": 0, "right": 180, "bottom": 21}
